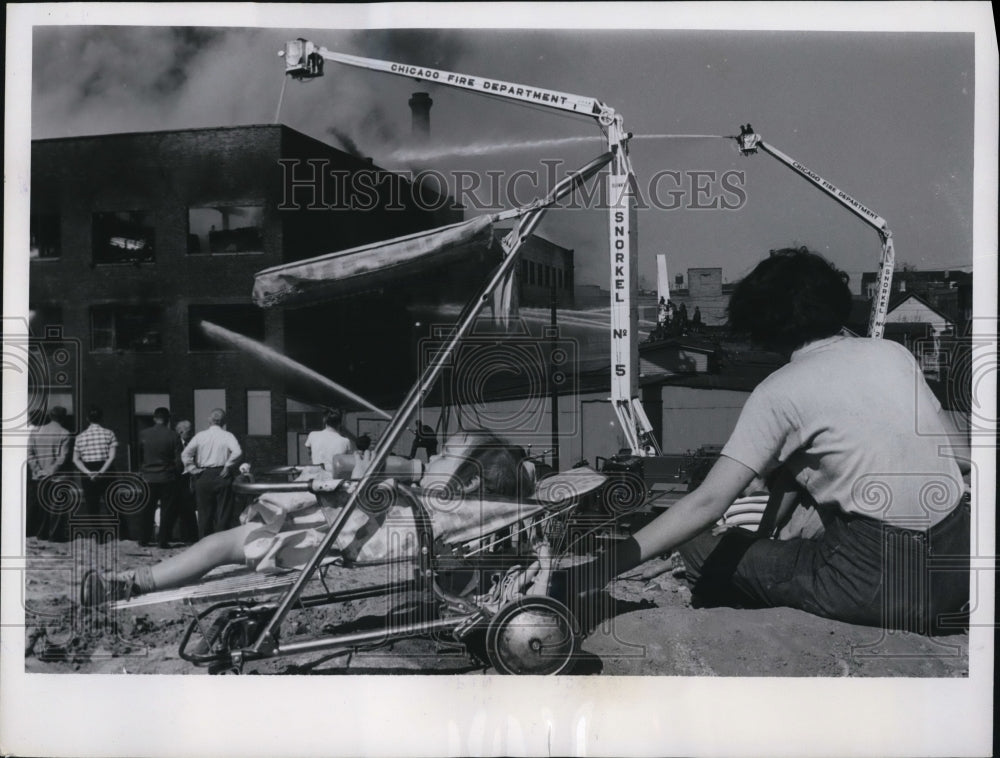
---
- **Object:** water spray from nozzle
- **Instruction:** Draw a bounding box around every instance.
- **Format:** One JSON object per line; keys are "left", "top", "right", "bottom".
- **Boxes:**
{"left": 382, "top": 135, "right": 603, "bottom": 163}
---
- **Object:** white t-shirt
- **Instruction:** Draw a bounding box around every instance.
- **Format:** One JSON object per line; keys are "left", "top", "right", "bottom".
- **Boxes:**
{"left": 721, "top": 335, "right": 963, "bottom": 530}
{"left": 305, "top": 427, "right": 352, "bottom": 470}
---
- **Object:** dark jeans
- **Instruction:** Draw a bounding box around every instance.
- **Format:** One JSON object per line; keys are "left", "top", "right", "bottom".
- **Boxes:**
{"left": 173, "top": 474, "right": 200, "bottom": 543}
{"left": 678, "top": 502, "right": 970, "bottom": 634}
{"left": 135, "top": 479, "right": 177, "bottom": 545}
{"left": 28, "top": 476, "right": 76, "bottom": 542}
{"left": 79, "top": 462, "right": 111, "bottom": 516}
{"left": 194, "top": 467, "right": 234, "bottom": 538}
{"left": 26, "top": 478, "right": 43, "bottom": 537}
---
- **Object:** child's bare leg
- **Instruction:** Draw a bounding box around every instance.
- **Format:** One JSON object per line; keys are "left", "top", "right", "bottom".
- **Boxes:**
{"left": 149, "top": 524, "right": 256, "bottom": 590}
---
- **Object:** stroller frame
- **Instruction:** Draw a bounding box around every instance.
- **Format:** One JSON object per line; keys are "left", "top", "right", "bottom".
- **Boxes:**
{"left": 180, "top": 153, "right": 615, "bottom": 675}
{"left": 179, "top": 481, "right": 589, "bottom": 674}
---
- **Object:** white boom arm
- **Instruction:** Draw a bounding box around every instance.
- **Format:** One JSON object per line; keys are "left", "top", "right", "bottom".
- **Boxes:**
{"left": 735, "top": 125, "right": 895, "bottom": 338}
{"left": 281, "top": 38, "right": 657, "bottom": 454}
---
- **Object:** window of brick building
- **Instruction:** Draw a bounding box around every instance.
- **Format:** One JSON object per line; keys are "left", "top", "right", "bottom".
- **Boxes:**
{"left": 286, "top": 398, "right": 325, "bottom": 465}
{"left": 247, "top": 390, "right": 272, "bottom": 436}
{"left": 188, "top": 205, "right": 265, "bottom": 254}
{"left": 188, "top": 304, "right": 265, "bottom": 352}
{"left": 285, "top": 398, "right": 325, "bottom": 433}
{"left": 194, "top": 389, "right": 226, "bottom": 433}
{"left": 30, "top": 214, "right": 60, "bottom": 259}
{"left": 92, "top": 211, "right": 155, "bottom": 265}
{"left": 90, "top": 305, "right": 163, "bottom": 352}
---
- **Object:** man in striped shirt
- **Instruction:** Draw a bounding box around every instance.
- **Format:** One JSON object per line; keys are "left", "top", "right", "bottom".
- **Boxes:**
{"left": 72, "top": 406, "right": 118, "bottom": 518}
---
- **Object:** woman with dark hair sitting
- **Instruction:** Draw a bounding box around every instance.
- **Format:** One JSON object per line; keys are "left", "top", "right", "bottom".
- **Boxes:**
{"left": 590, "top": 247, "right": 970, "bottom": 633}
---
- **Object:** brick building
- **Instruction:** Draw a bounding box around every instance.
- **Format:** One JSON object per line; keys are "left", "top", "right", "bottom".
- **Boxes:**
{"left": 28, "top": 124, "right": 460, "bottom": 470}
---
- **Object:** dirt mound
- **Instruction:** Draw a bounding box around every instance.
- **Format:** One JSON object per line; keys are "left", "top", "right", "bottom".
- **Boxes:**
{"left": 21, "top": 538, "right": 967, "bottom": 676}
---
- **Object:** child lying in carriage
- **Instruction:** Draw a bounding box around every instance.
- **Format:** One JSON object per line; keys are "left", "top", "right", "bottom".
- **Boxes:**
{"left": 81, "top": 430, "right": 603, "bottom": 606}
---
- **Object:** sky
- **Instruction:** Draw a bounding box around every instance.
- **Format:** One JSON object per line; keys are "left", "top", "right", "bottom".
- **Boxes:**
{"left": 30, "top": 23, "right": 976, "bottom": 293}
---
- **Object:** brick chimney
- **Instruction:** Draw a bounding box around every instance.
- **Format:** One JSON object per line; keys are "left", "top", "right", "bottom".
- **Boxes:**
{"left": 409, "top": 92, "right": 432, "bottom": 140}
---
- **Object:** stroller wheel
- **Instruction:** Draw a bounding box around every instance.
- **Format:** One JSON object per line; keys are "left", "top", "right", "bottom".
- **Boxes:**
{"left": 485, "top": 596, "right": 580, "bottom": 675}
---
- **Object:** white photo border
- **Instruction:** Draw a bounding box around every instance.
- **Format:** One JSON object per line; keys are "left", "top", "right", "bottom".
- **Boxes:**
{"left": 3, "top": 3, "right": 996, "bottom": 757}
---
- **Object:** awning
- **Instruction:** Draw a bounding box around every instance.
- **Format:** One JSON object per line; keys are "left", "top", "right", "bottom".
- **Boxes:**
{"left": 253, "top": 215, "right": 496, "bottom": 309}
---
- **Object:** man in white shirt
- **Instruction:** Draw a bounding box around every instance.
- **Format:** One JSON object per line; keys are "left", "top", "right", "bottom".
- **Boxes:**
{"left": 181, "top": 409, "right": 242, "bottom": 538}
{"left": 304, "top": 409, "right": 352, "bottom": 472}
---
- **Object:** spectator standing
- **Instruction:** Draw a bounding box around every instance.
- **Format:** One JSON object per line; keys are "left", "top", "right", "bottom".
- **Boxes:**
{"left": 72, "top": 407, "right": 118, "bottom": 519}
{"left": 304, "top": 410, "right": 353, "bottom": 471}
{"left": 27, "top": 406, "right": 72, "bottom": 540}
{"left": 181, "top": 409, "right": 242, "bottom": 538}
{"left": 137, "top": 407, "right": 181, "bottom": 548}
{"left": 173, "top": 420, "right": 199, "bottom": 544}
{"left": 678, "top": 302, "right": 689, "bottom": 334}
{"left": 692, "top": 306, "right": 703, "bottom": 332}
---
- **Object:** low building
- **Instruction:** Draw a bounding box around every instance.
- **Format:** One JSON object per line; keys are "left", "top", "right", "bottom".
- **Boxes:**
{"left": 639, "top": 338, "right": 718, "bottom": 378}
{"left": 860, "top": 267, "right": 972, "bottom": 333}
{"left": 494, "top": 228, "right": 574, "bottom": 309}
{"left": 885, "top": 291, "right": 956, "bottom": 336}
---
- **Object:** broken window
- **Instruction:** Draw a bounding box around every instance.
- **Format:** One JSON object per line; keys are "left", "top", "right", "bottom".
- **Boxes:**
{"left": 92, "top": 211, "right": 155, "bottom": 265}
{"left": 30, "top": 214, "right": 60, "bottom": 259}
{"left": 188, "top": 205, "right": 265, "bottom": 254}
{"left": 90, "top": 305, "right": 163, "bottom": 352}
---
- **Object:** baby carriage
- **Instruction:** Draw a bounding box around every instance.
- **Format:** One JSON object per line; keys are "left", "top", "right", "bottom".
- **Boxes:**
{"left": 173, "top": 435, "right": 609, "bottom": 675}
{"left": 127, "top": 152, "right": 626, "bottom": 674}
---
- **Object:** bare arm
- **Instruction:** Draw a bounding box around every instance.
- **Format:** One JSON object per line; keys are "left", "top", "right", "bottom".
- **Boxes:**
{"left": 631, "top": 455, "right": 758, "bottom": 563}
{"left": 98, "top": 439, "right": 117, "bottom": 475}
{"left": 72, "top": 446, "right": 91, "bottom": 477}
